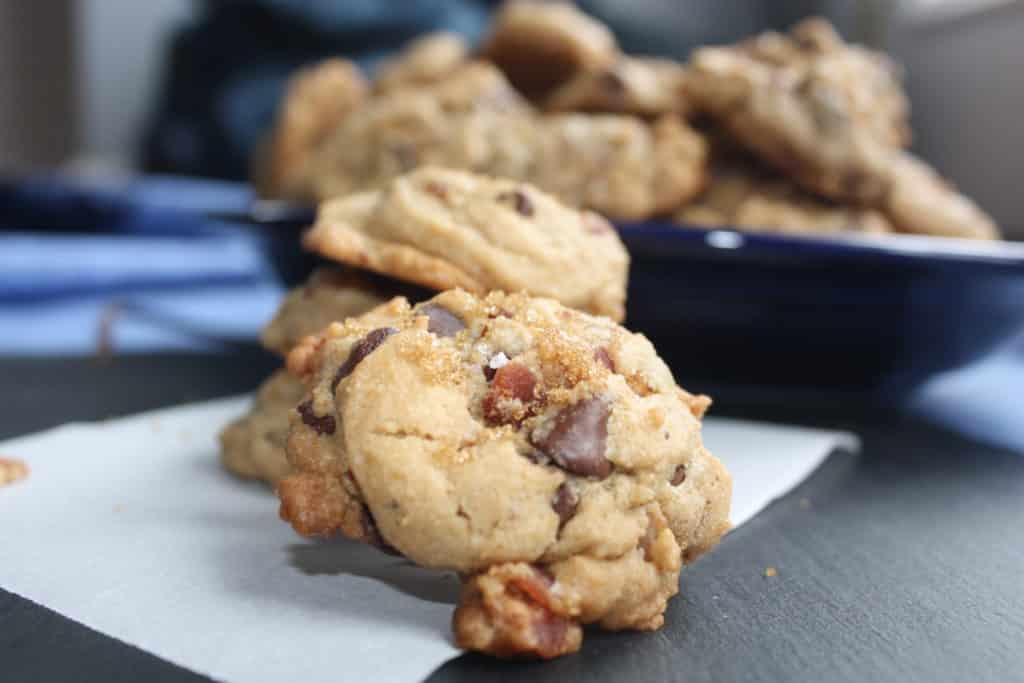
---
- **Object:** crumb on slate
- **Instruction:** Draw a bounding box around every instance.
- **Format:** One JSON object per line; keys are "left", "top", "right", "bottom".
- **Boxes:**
{"left": 764, "top": 567, "right": 778, "bottom": 578}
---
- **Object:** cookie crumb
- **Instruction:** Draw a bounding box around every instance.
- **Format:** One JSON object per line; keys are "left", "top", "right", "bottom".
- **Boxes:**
{"left": 799, "top": 497, "right": 812, "bottom": 510}
{"left": 113, "top": 504, "right": 125, "bottom": 513}
{"left": 0, "top": 457, "right": 29, "bottom": 488}
{"left": 764, "top": 566, "right": 778, "bottom": 578}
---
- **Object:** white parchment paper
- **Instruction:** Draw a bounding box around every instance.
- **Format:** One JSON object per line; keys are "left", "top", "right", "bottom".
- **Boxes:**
{"left": 0, "top": 396, "right": 856, "bottom": 683}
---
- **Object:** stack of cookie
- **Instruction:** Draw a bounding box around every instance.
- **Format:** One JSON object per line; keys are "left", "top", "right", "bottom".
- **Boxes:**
{"left": 255, "top": 4, "right": 997, "bottom": 239}
{"left": 221, "top": 165, "right": 731, "bottom": 658}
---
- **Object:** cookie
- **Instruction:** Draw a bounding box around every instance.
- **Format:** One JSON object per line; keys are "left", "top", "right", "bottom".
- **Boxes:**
{"left": 734, "top": 18, "right": 910, "bottom": 149}
{"left": 676, "top": 160, "right": 892, "bottom": 235}
{"left": 481, "top": 0, "right": 618, "bottom": 100}
{"left": 303, "top": 166, "right": 630, "bottom": 321}
{"left": 220, "top": 370, "right": 306, "bottom": 485}
{"left": 222, "top": 270, "right": 400, "bottom": 485}
{"left": 294, "top": 62, "right": 532, "bottom": 201}
{"left": 375, "top": 32, "right": 469, "bottom": 92}
{"left": 545, "top": 57, "right": 692, "bottom": 118}
{"left": 255, "top": 58, "right": 368, "bottom": 198}
{"left": 688, "top": 26, "right": 998, "bottom": 239}
{"left": 279, "top": 289, "right": 731, "bottom": 658}
{"left": 302, "top": 106, "right": 707, "bottom": 220}
{"left": 261, "top": 268, "right": 393, "bottom": 356}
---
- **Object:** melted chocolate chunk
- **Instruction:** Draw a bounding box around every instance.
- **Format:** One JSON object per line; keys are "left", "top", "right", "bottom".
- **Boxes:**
{"left": 482, "top": 364, "right": 497, "bottom": 381}
{"left": 497, "top": 190, "right": 535, "bottom": 217}
{"left": 535, "top": 398, "right": 612, "bottom": 479}
{"left": 551, "top": 482, "right": 579, "bottom": 527}
{"left": 331, "top": 327, "right": 398, "bottom": 391}
{"left": 483, "top": 363, "right": 538, "bottom": 425}
{"left": 297, "top": 400, "right": 336, "bottom": 436}
{"left": 671, "top": 464, "right": 687, "bottom": 486}
{"left": 419, "top": 303, "right": 465, "bottom": 337}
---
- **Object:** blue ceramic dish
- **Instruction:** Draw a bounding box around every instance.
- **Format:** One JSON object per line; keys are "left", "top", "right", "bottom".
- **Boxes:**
{"left": 618, "top": 222, "right": 1024, "bottom": 393}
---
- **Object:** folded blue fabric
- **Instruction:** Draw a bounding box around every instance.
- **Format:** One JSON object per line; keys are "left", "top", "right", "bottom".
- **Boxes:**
{"left": 0, "top": 175, "right": 284, "bottom": 353}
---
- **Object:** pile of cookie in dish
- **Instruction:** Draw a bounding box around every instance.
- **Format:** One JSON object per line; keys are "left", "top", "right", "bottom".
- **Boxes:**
{"left": 220, "top": 2, "right": 992, "bottom": 661}
{"left": 255, "top": 1, "right": 998, "bottom": 240}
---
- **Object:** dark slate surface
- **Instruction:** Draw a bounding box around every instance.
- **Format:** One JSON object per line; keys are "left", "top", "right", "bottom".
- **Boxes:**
{"left": 1, "top": 351, "right": 1021, "bottom": 683}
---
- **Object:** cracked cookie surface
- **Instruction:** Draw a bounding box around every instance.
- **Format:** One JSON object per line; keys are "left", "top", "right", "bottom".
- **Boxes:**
{"left": 279, "top": 289, "right": 731, "bottom": 657}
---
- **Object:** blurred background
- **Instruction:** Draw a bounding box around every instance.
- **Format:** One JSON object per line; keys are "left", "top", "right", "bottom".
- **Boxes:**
{"left": 2, "top": 0, "right": 1021, "bottom": 235}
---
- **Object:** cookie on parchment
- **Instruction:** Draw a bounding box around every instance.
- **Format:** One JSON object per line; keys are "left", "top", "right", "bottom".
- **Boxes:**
{"left": 303, "top": 167, "right": 630, "bottom": 321}
{"left": 279, "top": 289, "right": 731, "bottom": 658}
{"left": 221, "top": 270, "right": 396, "bottom": 486}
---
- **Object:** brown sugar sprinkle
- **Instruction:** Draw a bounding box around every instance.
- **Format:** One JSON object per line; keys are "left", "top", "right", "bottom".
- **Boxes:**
{"left": 0, "top": 457, "right": 29, "bottom": 488}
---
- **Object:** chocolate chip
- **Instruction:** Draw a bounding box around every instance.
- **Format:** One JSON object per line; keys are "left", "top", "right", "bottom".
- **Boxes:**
{"left": 671, "top": 464, "right": 687, "bottom": 486}
{"left": 297, "top": 400, "right": 336, "bottom": 435}
{"left": 594, "top": 347, "right": 614, "bottom": 371}
{"left": 331, "top": 327, "right": 398, "bottom": 391}
{"left": 497, "top": 190, "right": 534, "bottom": 217}
{"left": 534, "top": 398, "right": 612, "bottom": 479}
{"left": 598, "top": 69, "right": 626, "bottom": 95}
{"left": 482, "top": 365, "right": 497, "bottom": 381}
{"left": 552, "top": 482, "right": 579, "bottom": 526}
{"left": 391, "top": 143, "right": 417, "bottom": 170}
{"left": 418, "top": 303, "right": 465, "bottom": 337}
{"left": 483, "top": 362, "right": 538, "bottom": 425}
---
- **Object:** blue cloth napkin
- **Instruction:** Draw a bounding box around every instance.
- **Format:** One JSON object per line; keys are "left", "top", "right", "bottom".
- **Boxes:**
{"left": 0, "top": 175, "right": 284, "bottom": 353}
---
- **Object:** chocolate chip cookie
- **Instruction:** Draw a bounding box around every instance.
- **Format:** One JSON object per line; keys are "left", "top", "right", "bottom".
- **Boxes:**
{"left": 304, "top": 166, "right": 630, "bottom": 321}
{"left": 374, "top": 32, "right": 469, "bottom": 92}
{"left": 301, "top": 106, "right": 707, "bottom": 220}
{"left": 545, "top": 57, "right": 692, "bottom": 118}
{"left": 294, "top": 61, "right": 531, "bottom": 201}
{"left": 254, "top": 58, "right": 368, "bottom": 199}
{"left": 688, "top": 22, "right": 998, "bottom": 239}
{"left": 676, "top": 159, "right": 892, "bottom": 235}
{"left": 279, "top": 289, "right": 731, "bottom": 658}
{"left": 480, "top": 0, "right": 618, "bottom": 100}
